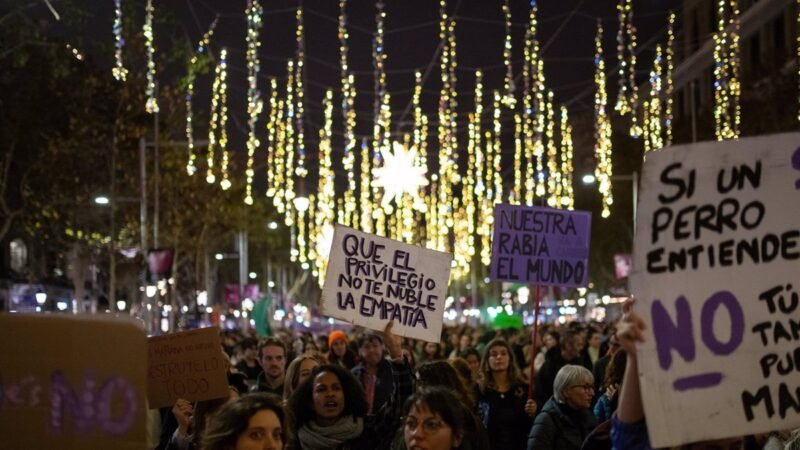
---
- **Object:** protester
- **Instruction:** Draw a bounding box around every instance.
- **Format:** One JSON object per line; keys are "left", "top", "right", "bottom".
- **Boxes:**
{"left": 533, "top": 329, "right": 560, "bottom": 372}
{"left": 527, "top": 365, "right": 597, "bottom": 450}
{"left": 611, "top": 299, "right": 746, "bottom": 449}
{"left": 593, "top": 350, "right": 626, "bottom": 423}
{"left": 401, "top": 343, "right": 417, "bottom": 370}
{"left": 416, "top": 360, "right": 475, "bottom": 408}
{"left": 580, "top": 327, "right": 604, "bottom": 369}
{"left": 591, "top": 332, "right": 618, "bottom": 395}
{"left": 351, "top": 331, "right": 395, "bottom": 415}
{"left": 420, "top": 341, "right": 445, "bottom": 363}
{"left": 284, "top": 355, "right": 323, "bottom": 401}
{"left": 449, "top": 333, "right": 473, "bottom": 359}
{"left": 201, "top": 393, "right": 285, "bottom": 450}
{"left": 235, "top": 338, "right": 263, "bottom": 384}
{"left": 252, "top": 337, "right": 287, "bottom": 395}
{"left": 535, "top": 329, "right": 587, "bottom": 409}
{"left": 401, "top": 386, "right": 490, "bottom": 450}
{"left": 168, "top": 388, "right": 239, "bottom": 450}
{"left": 304, "top": 340, "right": 321, "bottom": 359}
{"left": 460, "top": 348, "right": 482, "bottom": 382}
{"left": 326, "top": 330, "right": 358, "bottom": 370}
{"left": 475, "top": 338, "right": 537, "bottom": 450}
{"left": 449, "top": 357, "right": 476, "bottom": 393}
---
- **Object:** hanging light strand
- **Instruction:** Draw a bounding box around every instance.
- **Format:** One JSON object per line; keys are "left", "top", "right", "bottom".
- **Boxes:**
{"left": 713, "top": 0, "right": 741, "bottom": 140}
{"left": 559, "top": 106, "right": 575, "bottom": 209}
{"left": 313, "top": 90, "right": 336, "bottom": 281}
{"left": 295, "top": 5, "right": 308, "bottom": 179}
{"left": 339, "top": 0, "right": 358, "bottom": 227}
{"left": 501, "top": 0, "right": 516, "bottom": 108}
{"left": 643, "top": 45, "right": 664, "bottom": 153}
{"left": 244, "top": 0, "right": 264, "bottom": 205}
{"left": 283, "top": 60, "right": 297, "bottom": 223}
{"left": 112, "top": 0, "right": 127, "bottom": 81}
{"left": 545, "top": 90, "right": 560, "bottom": 207}
{"left": 186, "top": 19, "right": 217, "bottom": 176}
{"left": 522, "top": 1, "right": 536, "bottom": 205}
{"left": 144, "top": 0, "right": 159, "bottom": 113}
{"left": 665, "top": 11, "right": 675, "bottom": 146}
{"left": 594, "top": 22, "right": 613, "bottom": 218}
{"left": 206, "top": 48, "right": 228, "bottom": 185}
{"left": 265, "top": 78, "right": 279, "bottom": 198}
{"left": 218, "top": 51, "right": 231, "bottom": 191}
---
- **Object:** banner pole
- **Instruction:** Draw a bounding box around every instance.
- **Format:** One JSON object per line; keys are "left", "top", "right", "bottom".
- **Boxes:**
{"left": 528, "top": 284, "right": 542, "bottom": 399}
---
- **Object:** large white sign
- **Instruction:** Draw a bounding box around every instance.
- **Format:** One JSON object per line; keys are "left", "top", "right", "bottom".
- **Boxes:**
{"left": 321, "top": 225, "right": 453, "bottom": 343}
{"left": 631, "top": 132, "right": 800, "bottom": 447}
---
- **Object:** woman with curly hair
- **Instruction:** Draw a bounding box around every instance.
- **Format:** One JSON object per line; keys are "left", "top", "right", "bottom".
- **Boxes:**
{"left": 202, "top": 393, "right": 284, "bottom": 450}
{"left": 475, "top": 338, "right": 537, "bottom": 450}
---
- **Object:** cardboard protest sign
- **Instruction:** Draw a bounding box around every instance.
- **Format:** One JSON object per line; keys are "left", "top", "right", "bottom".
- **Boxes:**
{"left": 630, "top": 132, "right": 800, "bottom": 447}
{"left": 321, "top": 224, "right": 453, "bottom": 343}
{"left": 147, "top": 327, "right": 229, "bottom": 409}
{"left": 490, "top": 203, "right": 591, "bottom": 287}
{"left": 0, "top": 314, "right": 147, "bottom": 450}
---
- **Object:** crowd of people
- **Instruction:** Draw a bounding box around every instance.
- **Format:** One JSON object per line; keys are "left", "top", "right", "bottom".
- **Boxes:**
{"left": 149, "top": 304, "right": 800, "bottom": 450}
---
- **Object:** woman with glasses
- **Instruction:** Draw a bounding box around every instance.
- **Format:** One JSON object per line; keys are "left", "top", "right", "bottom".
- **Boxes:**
{"left": 527, "top": 365, "right": 598, "bottom": 450}
{"left": 475, "top": 338, "right": 538, "bottom": 450}
{"left": 403, "top": 386, "right": 489, "bottom": 450}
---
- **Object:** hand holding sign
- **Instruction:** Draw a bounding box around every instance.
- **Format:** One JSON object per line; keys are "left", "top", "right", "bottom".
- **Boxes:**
{"left": 616, "top": 299, "right": 646, "bottom": 356}
{"left": 382, "top": 321, "right": 403, "bottom": 360}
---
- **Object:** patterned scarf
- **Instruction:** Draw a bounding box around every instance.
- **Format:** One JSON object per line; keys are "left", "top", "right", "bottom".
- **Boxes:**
{"left": 298, "top": 416, "right": 364, "bottom": 450}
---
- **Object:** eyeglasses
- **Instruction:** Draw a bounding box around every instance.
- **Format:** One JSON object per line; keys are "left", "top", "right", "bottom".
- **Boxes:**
{"left": 571, "top": 384, "right": 595, "bottom": 392}
{"left": 404, "top": 418, "right": 447, "bottom": 434}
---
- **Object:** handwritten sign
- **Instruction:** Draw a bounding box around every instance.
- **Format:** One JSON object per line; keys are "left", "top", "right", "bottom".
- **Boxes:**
{"left": 490, "top": 204, "right": 591, "bottom": 287}
{"left": 321, "top": 224, "right": 452, "bottom": 343}
{"left": 0, "top": 314, "right": 147, "bottom": 450}
{"left": 147, "top": 327, "right": 229, "bottom": 409}
{"left": 630, "top": 132, "right": 800, "bottom": 447}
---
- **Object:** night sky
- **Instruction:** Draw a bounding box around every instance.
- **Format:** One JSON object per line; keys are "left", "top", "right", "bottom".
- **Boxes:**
{"left": 31, "top": 0, "right": 680, "bottom": 177}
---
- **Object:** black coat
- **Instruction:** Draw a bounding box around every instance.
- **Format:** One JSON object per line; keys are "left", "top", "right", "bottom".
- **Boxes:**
{"left": 527, "top": 398, "right": 597, "bottom": 450}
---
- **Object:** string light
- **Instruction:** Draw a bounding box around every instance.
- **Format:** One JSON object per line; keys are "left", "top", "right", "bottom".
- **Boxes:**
{"left": 522, "top": 1, "right": 537, "bottom": 206}
{"left": 371, "top": 1, "right": 390, "bottom": 236}
{"left": 313, "top": 90, "right": 336, "bottom": 281}
{"left": 218, "top": 51, "right": 231, "bottom": 191}
{"left": 665, "top": 11, "right": 675, "bottom": 146}
{"left": 186, "top": 19, "right": 217, "bottom": 176}
{"left": 559, "top": 106, "right": 575, "bottom": 209}
{"left": 295, "top": 5, "right": 308, "bottom": 179}
{"left": 615, "top": 0, "right": 640, "bottom": 137}
{"left": 501, "top": 0, "right": 516, "bottom": 108}
{"left": 244, "top": 0, "right": 264, "bottom": 205}
{"left": 512, "top": 113, "right": 523, "bottom": 203}
{"left": 435, "top": 0, "right": 458, "bottom": 252}
{"left": 359, "top": 139, "right": 373, "bottom": 233}
{"left": 144, "top": 0, "right": 159, "bottom": 113}
{"left": 283, "top": 60, "right": 297, "bottom": 223}
{"left": 713, "top": 0, "right": 741, "bottom": 140}
{"left": 594, "top": 21, "right": 613, "bottom": 218}
{"left": 546, "top": 90, "right": 560, "bottom": 207}
{"left": 492, "top": 91, "right": 503, "bottom": 210}
{"left": 643, "top": 45, "right": 664, "bottom": 153}
{"left": 112, "top": 0, "right": 127, "bottom": 81}
{"left": 339, "top": 0, "right": 357, "bottom": 227}
{"left": 265, "top": 78, "right": 279, "bottom": 197}
{"left": 206, "top": 48, "right": 228, "bottom": 185}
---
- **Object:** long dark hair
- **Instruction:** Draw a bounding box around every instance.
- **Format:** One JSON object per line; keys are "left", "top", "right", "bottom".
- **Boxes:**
{"left": 287, "top": 364, "right": 368, "bottom": 433}
{"left": 403, "top": 387, "right": 489, "bottom": 450}
{"left": 202, "top": 393, "right": 284, "bottom": 450}
{"left": 417, "top": 361, "right": 474, "bottom": 408}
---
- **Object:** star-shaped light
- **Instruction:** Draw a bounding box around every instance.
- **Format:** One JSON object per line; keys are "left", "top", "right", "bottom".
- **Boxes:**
{"left": 372, "top": 141, "right": 429, "bottom": 209}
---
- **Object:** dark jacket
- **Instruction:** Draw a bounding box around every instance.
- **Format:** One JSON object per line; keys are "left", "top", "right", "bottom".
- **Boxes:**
{"left": 250, "top": 372, "right": 284, "bottom": 396}
{"left": 351, "top": 358, "right": 395, "bottom": 415}
{"left": 534, "top": 347, "right": 587, "bottom": 409}
{"left": 527, "top": 398, "right": 597, "bottom": 450}
{"left": 474, "top": 382, "right": 532, "bottom": 450}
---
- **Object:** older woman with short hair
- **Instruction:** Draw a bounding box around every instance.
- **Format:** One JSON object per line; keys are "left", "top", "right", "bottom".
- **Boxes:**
{"left": 527, "top": 365, "right": 598, "bottom": 450}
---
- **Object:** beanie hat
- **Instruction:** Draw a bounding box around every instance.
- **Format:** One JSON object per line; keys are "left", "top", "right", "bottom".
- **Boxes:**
{"left": 328, "top": 330, "right": 348, "bottom": 348}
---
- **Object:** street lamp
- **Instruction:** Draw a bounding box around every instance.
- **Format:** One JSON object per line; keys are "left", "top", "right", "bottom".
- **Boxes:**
{"left": 581, "top": 171, "right": 638, "bottom": 227}
{"left": 293, "top": 196, "right": 310, "bottom": 212}
{"left": 267, "top": 221, "right": 279, "bottom": 230}
{"left": 94, "top": 196, "right": 110, "bottom": 205}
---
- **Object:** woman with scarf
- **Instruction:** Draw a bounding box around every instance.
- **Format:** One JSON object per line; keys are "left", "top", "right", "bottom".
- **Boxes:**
{"left": 287, "top": 323, "right": 413, "bottom": 450}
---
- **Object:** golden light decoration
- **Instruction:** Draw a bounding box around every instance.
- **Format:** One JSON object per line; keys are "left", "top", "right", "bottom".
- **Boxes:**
{"left": 294, "top": 5, "right": 308, "bottom": 179}
{"left": 501, "top": 0, "right": 516, "bottom": 108}
{"left": 265, "top": 78, "right": 279, "bottom": 197}
{"left": 594, "top": 21, "right": 613, "bottom": 218}
{"left": 512, "top": 113, "right": 523, "bottom": 203}
{"left": 112, "top": 0, "right": 127, "bottom": 81}
{"left": 185, "top": 19, "right": 217, "bottom": 176}
{"left": 144, "top": 0, "right": 159, "bottom": 113}
{"left": 359, "top": 139, "right": 373, "bottom": 233}
{"left": 522, "top": 1, "right": 536, "bottom": 206}
{"left": 713, "top": 0, "right": 741, "bottom": 141}
{"left": 371, "top": 1, "right": 390, "bottom": 236}
{"left": 435, "top": 0, "right": 458, "bottom": 252}
{"left": 615, "top": 0, "right": 640, "bottom": 137}
{"left": 283, "top": 60, "right": 297, "bottom": 222}
{"left": 643, "top": 45, "right": 664, "bottom": 153}
{"left": 665, "top": 11, "right": 675, "bottom": 146}
{"left": 559, "top": 105, "right": 575, "bottom": 209}
{"left": 545, "top": 90, "right": 560, "bottom": 208}
{"left": 492, "top": 91, "right": 503, "bottom": 205}
{"left": 373, "top": 142, "right": 429, "bottom": 210}
{"left": 206, "top": 48, "right": 228, "bottom": 185}
{"left": 313, "top": 90, "right": 336, "bottom": 281}
{"left": 244, "top": 0, "right": 264, "bottom": 205}
{"left": 339, "top": 0, "right": 357, "bottom": 227}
